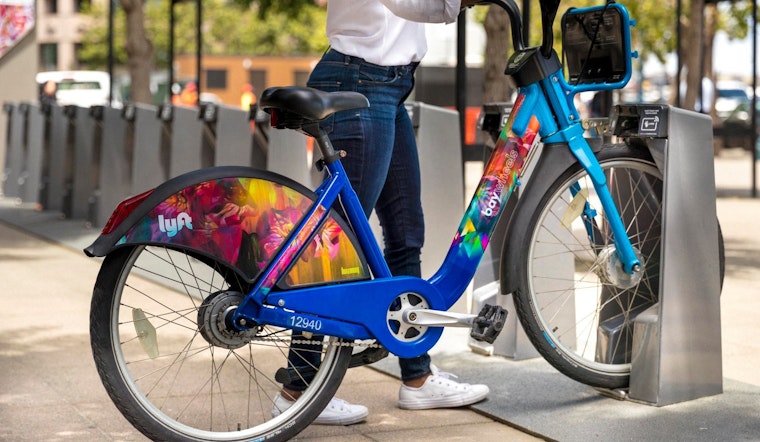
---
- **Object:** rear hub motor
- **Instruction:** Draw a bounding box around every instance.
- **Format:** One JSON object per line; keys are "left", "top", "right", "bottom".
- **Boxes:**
{"left": 198, "top": 291, "right": 258, "bottom": 349}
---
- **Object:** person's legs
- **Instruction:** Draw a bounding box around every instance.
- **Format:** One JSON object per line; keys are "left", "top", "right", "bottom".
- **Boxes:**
{"left": 356, "top": 62, "right": 489, "bottom": 410}
{"left": 278, "top": 50, "right": 488, "bottom": 417}
{"left": 339, "top": 57, "right": 435, "bottom": 384}
{"left": 276, "top": 51, "right": 401, "bottom": 422}
{"left": 276, "top": 52, "right": 392, "bottom": 420}
{"left": 370, "top": 98, "right": 432, "bottom": 383}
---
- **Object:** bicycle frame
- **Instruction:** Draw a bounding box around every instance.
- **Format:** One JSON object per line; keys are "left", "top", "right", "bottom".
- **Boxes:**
{"left": 85, "top": 0, "right": 640, "bottom": 361}
{"left": 229, "top": 94, "right": 536, "bottom": 358}
{"left": 233, "top": 41, "right": 641, "bottom": 360}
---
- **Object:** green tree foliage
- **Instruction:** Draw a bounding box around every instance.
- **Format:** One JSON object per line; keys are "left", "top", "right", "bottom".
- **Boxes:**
{"left": 79, "top": 0, "right": 756, "bottom": 104}
{"left": 78, "top": 0, "right": 327, "bottom": 70}
{"left": 231, "top": 0, "right": 318, "bottom": 17}
{"left": 619, "top": 0, "right": 677, "bottom": 64}
{"left": 716, "top": 1, "right": 753, "bottom": 41}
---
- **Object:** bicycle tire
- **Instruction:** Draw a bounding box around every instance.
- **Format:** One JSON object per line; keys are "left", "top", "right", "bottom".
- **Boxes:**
{"left": 90, "top": 245, "right": 352, "bottom": 441}
{"left": 507, "top": 143, "right": 725, "bottom": 389}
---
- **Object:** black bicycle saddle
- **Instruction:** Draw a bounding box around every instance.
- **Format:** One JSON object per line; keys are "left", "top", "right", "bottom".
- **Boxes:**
{"left": 259, "top": 86, "right": 369, "bottom": 121}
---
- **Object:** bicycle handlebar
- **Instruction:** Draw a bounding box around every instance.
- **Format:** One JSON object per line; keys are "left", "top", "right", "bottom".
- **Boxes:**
{"left": 469, "top": 0, "right": 562, "bottom": 56}
{"left": 538, "top": 0, "right": 561, "bottom": 57}
{"left": 469, "top": 0, "right": 525, "bottom": 51}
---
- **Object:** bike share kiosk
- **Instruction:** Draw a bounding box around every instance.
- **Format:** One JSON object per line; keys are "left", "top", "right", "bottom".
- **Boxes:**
{"left": 473, "top": 3, "right": 722, "bottom": 406}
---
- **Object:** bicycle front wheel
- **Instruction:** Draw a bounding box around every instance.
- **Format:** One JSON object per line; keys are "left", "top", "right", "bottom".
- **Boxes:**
{"left": 90, "top": 245, "right": 352, "bottom": 442}
{"left": 509, "top": 143, "right": 724, "bottom": 389}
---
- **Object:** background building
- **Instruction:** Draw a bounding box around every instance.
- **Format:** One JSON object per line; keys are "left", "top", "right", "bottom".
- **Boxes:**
{"left": 173, "top": 54, "right": 319, "bottom": 106}
{"left": 36, "top": 0, "right": 92, "bottom": 71}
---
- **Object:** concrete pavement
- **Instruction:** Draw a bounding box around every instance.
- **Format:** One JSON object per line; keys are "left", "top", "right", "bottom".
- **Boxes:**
{"left": 0, "top": 149, "right": 759, "bottom": 441}
{"left": 0, "top": 217, "right": 540, "bottom": 442}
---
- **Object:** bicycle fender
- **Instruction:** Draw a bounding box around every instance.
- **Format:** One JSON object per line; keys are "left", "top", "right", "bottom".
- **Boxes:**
{"left": 84, "top": 166, "right": 370, "bottom": 287}
{"left": 499, "top": 143, "right": 577, "bottom": 295}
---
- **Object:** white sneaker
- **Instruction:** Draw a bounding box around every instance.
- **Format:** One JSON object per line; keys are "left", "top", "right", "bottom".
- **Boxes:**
{"left": 271, "top": 392, "right": 368, "bottom": 425}
{"left": 397, "top": 365, "right": 490, "bottom": 410}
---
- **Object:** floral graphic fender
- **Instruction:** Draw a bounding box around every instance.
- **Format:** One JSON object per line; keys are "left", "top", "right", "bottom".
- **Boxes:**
{"left": 109, "top": 174, "right": 369, "bottom": 288}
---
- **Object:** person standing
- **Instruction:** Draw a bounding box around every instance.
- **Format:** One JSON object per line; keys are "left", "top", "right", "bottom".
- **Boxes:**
{"left": 240, "top": 83, "right": 257, "bottom": 110}
{"left": 175, "top": 81, "right": 198, "bottom": 106}
{"left": 39, "top": 80, "right": 57, "bottom": 109}
{"left": 273, "top": 0, "right": 489, "bottom": 425}
{"left": 240, "top": 83, "right": 259, "bottom": 134}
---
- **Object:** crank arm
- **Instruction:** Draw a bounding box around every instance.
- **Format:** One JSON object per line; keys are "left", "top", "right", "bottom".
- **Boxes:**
{"left": 402, "top": 308, "right": 477, "bottom": 327}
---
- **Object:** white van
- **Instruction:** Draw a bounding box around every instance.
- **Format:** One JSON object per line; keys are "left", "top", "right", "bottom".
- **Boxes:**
{"left": 35, "top": 70, "right": 122, "bottom": 108}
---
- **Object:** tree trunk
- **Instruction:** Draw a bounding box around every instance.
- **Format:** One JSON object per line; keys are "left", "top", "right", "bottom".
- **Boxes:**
{"left": 682, "top": 0, "right": 704, "bottom": 111}
{"left": 482, "top": 6, "right": 514, "bottom": 103}
{"left": 120, "top": 0, "right": 154, "bottom": 104}
{"left": 704, "top": 4, "right": 717, "bottom": 119}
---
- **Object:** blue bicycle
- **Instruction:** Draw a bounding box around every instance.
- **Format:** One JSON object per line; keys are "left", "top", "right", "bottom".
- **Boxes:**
{"left": 85, "top": 1, "right": 724, "bottom": 440}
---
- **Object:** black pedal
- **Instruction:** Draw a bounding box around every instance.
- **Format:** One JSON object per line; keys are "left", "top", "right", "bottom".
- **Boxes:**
{"left": 470, "top": 304, "right": 508, "bottom": 344}
{"left": 349, "top": 346, "right": 389, "bottom": 368}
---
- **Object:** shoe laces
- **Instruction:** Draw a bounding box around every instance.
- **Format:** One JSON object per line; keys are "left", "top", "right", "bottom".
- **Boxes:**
{"left": 429, "top": 364, "right": 458, "bottom": 381}
{"left": 327, "top": 397, "right": 350, "bottom": 411}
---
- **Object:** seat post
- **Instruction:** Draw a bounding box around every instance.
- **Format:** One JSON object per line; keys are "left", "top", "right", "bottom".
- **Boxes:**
{"left": 302, "top": 121, "right": 344, "bottom": 164}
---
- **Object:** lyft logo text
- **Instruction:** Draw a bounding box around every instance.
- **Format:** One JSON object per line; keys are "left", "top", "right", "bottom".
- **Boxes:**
{"left": 158, "top": 212, "right": 193, "bottom": 237}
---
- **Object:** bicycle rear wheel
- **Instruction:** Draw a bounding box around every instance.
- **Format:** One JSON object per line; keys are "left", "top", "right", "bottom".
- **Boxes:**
{"left": 508, "top": 144, "right": 724, "bottom": 389}
{"left": 90, "top": 245, "right": 351, "bottom": 442}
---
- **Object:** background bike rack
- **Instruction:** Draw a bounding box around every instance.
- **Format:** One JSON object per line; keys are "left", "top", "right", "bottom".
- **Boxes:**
{"left": 2, "top": 99, "right": 470, "bottom": 312}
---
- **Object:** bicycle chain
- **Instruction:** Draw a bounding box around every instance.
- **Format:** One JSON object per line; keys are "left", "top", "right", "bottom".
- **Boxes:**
{"left": 249, "top": 334, "right": 383, "bottom": 348}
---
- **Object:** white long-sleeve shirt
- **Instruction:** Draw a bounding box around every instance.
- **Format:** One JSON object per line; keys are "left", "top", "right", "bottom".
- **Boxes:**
{"left": 326, "top": 0, "right": 462, "bottom": 66}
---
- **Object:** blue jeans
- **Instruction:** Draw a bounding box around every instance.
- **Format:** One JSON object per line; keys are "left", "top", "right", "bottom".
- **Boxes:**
{"left": 284, "top": 49, "right": 431, "bottom": 390}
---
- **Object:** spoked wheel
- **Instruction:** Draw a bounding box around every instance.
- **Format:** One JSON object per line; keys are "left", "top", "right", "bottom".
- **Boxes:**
{"left": 90, "top": 245, "right": 351, "bottom": 442}
{"left": 509, "top": 144, "right": 724, "bottom": 389}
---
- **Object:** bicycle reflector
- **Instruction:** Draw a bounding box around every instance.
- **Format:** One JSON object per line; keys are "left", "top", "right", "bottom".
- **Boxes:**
{"left": 101, "top": 188, "right": 153, "bottom": 235}
{"left": 268, "top": 108, "right": 280, "bottom": 128}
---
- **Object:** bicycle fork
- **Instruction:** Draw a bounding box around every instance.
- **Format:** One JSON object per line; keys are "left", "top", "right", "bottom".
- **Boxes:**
{"left": 529, "top": 75, "right": 643, "bottom": 275}
{"left": 567, "top": 136, "right": 642, "bottom": 274}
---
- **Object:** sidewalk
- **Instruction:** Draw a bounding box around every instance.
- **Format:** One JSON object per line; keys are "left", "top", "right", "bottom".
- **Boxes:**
{"left": 0, "top": 150, "right": 759, "bottom": 441}
{"left": 0, "top": 211, "right": 539, "bottom": 442}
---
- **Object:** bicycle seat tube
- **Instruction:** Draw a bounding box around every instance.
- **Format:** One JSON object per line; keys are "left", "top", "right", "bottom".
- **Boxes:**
{"left": 310, "top": 123, "right": 393, "bottom": 279}
{"left": 230, "top": 123, "right": 393, "bottom": 331}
